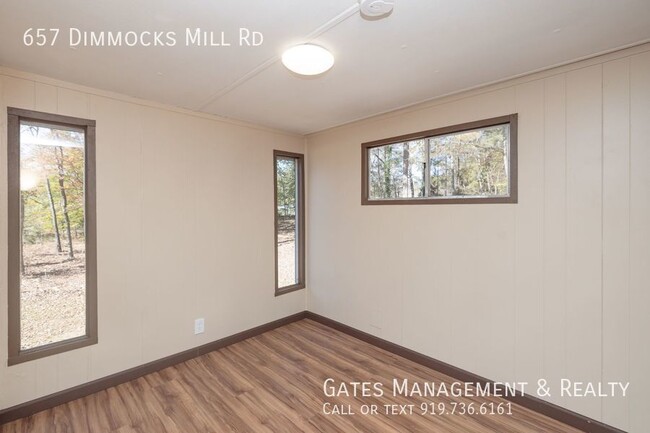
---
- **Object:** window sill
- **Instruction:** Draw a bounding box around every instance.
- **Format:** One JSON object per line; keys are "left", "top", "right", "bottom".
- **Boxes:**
{"left": 362, "top": 195, "right": 517, "bottom": 205}
{"left": 8, "top": 335, "right": 98, "bottom": 366}
{"left": 275, "top": 283, "right": 306, "bottom": 297}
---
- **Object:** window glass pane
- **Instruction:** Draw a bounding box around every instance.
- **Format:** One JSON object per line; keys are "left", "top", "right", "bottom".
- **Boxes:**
{"left": 276, "top": 157, "right": 298, "bottom": 288}
{"left": 368, "top": 140, "right": 426, "bottom": 200}
{"left": 19, "top": 122, "right": 86, "bottom": 350}
{"left": 429, "top": 124, "right": 509, "bottom": 198}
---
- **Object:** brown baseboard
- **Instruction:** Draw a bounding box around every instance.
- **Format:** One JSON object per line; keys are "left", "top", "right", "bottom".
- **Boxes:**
{"left": 304, "top": 311, "right": 626, "bottom": 433}
{"left": 0, "top": 310, "right": 628, "bottom": 433}
{"left": 0, "top": 311, "right": 308, "bottom": 425}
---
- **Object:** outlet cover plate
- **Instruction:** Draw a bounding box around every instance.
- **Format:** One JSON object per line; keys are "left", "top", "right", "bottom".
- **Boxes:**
{"left": 194, "top": 318, "right": 205, "bottom": 334}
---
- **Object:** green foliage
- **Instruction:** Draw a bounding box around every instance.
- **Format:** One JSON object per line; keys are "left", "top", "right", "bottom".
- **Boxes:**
{"left": 276, "top": 157, "right": 297, "bottom": 217}
{"left": 429, "top": 125, "right": 508, "bottom": 197}
{"left": 20, "top": 126, "right": 85, "bottom": 246}
{"left": 369, "top": 124, "right": 509, "bottom": 199}
{"left": 368, "top": 141, "right": 427, "bottom": 199}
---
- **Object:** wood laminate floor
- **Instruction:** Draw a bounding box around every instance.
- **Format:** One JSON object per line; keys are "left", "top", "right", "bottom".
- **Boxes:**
{"left": 1, "top": 319, "right": 582, "bottom": 432}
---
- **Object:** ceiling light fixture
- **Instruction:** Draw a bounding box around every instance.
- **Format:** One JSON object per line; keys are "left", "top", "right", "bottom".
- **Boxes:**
{"left": 281, "top": 44, "right": 334, "bottom": 76}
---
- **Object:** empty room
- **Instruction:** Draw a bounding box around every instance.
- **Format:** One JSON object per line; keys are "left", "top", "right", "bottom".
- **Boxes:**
{"left": 0, "top": 1, "right": 649, "bottom": 432}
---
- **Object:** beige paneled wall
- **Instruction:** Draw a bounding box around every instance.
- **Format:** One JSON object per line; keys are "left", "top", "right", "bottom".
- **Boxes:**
{"left": 0, "top": 69, "right": 306, "bottom": 409}
{"left": 306, "top": 44, "right": 650, "bottom": 432}
{"left": 628, "top": 51, "right": 650, "bottom": 433}
{"left": 1, "top": 44, "right": 648, "bottom": 432}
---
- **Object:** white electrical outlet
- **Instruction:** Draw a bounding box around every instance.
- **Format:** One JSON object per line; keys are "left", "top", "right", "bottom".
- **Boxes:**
{"left": 194, "top": 318, "right": 205, "bottom": 335}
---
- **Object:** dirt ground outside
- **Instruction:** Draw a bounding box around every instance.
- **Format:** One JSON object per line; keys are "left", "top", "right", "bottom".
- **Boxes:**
{"left": 277, "top": 217, "right": 297, "bottom": 287}
{"left": 20, "top": 241, "right": 86, "bottom": 350}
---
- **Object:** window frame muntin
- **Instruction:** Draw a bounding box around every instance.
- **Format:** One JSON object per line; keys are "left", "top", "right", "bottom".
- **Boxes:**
{"left": 361, "top": 114, "right": 518, "bottom": 205}
{"left": 7, "top": 107, "right": 97, "bottom": 366}
{"left": 273, "top": 149, "right": 305, "bottom": 296}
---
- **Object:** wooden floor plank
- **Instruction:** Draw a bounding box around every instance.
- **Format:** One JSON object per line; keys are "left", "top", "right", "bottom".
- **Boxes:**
{"left": 0, "top": 319, "right": 583, "bottom": 432}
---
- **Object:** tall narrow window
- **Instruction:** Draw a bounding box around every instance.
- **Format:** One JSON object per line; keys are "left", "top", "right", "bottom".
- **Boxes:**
{"left": 274, "top": 150, "right": 305, "bottom": 295}
{"left": 8, "top": 108, "right": 97, "bottom": 365}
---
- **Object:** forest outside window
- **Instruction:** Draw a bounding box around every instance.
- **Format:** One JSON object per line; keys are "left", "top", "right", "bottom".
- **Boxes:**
{"left": 7, "top": 108, "right": 97, "bottom": 365}
{"left": 362, "top": 114, "right": 518, "bottom": 205}
{"left": 274, "top": 150, "right": 305, "bottom": 296}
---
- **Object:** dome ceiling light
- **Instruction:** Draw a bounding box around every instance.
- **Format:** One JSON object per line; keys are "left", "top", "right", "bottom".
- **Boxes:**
{"left": 281, "top": 44, "right": 334, "bottom": 76}
{"left": 280, "top": 1, "right": 394, "bottom": 77}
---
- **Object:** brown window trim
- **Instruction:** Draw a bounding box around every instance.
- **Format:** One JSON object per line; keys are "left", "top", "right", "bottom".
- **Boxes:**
{"left": 361, "top": 114, "right": 518, "bottom": 205}
{"left": 7, "top": 107, "right": 98, "bottom": 366}
{"left": 273, "top": 150, "right": 305, "bottom": 296}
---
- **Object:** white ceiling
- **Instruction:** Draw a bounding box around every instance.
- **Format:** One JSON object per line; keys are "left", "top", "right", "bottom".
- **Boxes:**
{"left": 1, "top": 0, "right": 649, "bottom": 134}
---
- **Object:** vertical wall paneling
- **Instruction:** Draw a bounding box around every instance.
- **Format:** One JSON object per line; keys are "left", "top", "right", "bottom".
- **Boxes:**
{"left": 139, "top": 108, "right": 195, "bottom": 362}
{"left": 307, "top": 46, "right": 650, "bottom": 431}
{"left": 0, "top": 76, "right": 6, "bottom": 410}
{"left": 2, "top": 44, "right": 649, "bottom": 432}
{"left": 629, "top": 51, "right": 650, "bottom": 433}
{"left": 542, "top": 74, "right": 568, "bottom": 408}
{"left": 34, "top": 83, "right": 57, "bottom": 114}
{"left": 87, "top": 96, "right": 145, "bottom": 380}
{"left": 602, "top": 57, "right": 631, "bottom": 430}
{"left": 401, "top": 205, "right": 455, "bottom": 366}
{"left": 564, "top": 64, "right": 604, "bottom": 419}
{"left": 57, "top": 88, "right": 90, "bottom": 120}
{"left": 514, "top": 80, "right": 545, "bottom": 388}
{"left": 0, "top": 71, "right": 306, "bottom": 410}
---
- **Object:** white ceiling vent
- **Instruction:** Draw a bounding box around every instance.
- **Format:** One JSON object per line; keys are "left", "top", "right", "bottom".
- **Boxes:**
{"left": 359, "top": 0, "right": 395, "bottom": 18}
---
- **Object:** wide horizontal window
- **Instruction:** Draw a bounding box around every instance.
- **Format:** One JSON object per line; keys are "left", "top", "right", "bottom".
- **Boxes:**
{"left": 362, "top": 114, "right": 517, "bottom": 205}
